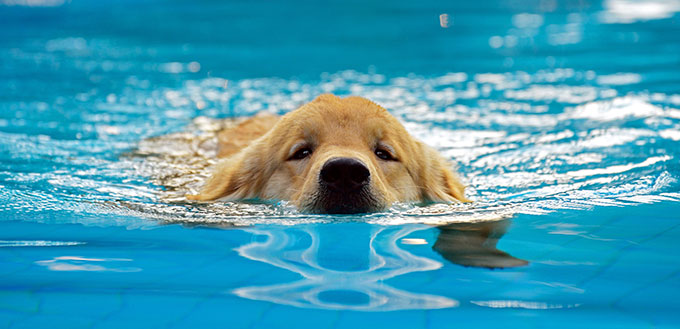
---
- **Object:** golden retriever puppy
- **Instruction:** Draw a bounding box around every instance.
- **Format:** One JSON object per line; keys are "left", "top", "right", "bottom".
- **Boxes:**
{"left": 188, "top": 94, "right": 470, "bottom": 213}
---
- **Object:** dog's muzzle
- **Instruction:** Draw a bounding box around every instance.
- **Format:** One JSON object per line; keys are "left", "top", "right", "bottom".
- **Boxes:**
{"left": 319, "top": 157, "right": 370, "bottom": 192}
{"left": 313, "top": 157, "right": 379, "bottom": 214}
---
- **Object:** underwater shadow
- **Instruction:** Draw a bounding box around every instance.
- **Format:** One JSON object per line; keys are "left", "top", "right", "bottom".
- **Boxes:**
{"left": 433, "top": 219, "right": 528, "bottom": 269}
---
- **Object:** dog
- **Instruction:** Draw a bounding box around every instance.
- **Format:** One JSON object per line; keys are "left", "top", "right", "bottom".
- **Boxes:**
{"left": 187, "top": 94, "right": 470, "bottom": 213}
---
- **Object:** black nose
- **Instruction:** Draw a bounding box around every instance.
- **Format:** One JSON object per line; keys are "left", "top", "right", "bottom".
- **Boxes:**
{"left": 320, "top": 157, "right": 370, "bottom": 192}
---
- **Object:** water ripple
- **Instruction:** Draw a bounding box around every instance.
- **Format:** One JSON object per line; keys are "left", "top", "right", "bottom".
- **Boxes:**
{"left": 1, "top": 69, "right": 678, "bottom": 226}
{"left": 0, "top": 240, "right": 85, "bottom": 247}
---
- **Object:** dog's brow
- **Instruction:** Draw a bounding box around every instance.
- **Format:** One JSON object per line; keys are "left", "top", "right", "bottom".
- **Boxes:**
{"left": 287, "top": 141, "right": 309, "bottom": 157}
{"left": 377, "top": 141, "right": 396, "bottom": 155}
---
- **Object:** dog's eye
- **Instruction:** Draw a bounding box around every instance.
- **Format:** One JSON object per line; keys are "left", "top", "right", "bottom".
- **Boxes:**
{"left": 375, "top": 148, "right": 396, "bottom": 161}
{"left": 290, "top": 148, "right": 312, "bottom": 160}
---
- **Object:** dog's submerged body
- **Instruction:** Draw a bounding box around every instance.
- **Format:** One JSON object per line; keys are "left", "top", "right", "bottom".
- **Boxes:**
{"left": 189, "top": 94, "right": 469, "bottom": 213}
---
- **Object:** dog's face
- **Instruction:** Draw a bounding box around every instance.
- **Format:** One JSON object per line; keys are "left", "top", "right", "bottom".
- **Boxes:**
{"left": 264, "top": 95, "right": 424, "bottom": 213}
{"left": 189, "top": 94, "right": 468, "bottom": 213}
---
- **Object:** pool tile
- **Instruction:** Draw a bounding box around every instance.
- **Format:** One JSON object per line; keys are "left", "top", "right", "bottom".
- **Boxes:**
{"left": 0, "top": 291, "right": 39, "bottom": 314}
{"left": 334, "top": 310, "right": 427, "bottom": 329}
{"left": 169, "top": 295, "right": 271, "bottom": 329}
{"left": 36, "top": 291, "right": 122, "bottom": 318}
{"left": 10, "top": 314, "right": 94, "bottom": 329}
{"left": 252, "top": 305, "right": 339, "bottom": 329}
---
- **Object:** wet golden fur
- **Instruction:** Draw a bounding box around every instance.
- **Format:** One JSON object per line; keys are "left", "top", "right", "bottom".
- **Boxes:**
{"left": 188, "top": 94, "right": 469, "bottom": 213}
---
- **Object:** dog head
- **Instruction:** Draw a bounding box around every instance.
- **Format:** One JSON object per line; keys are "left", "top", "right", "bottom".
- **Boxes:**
{"left": 188, "top": 94, "right": 469, "bottom": 213}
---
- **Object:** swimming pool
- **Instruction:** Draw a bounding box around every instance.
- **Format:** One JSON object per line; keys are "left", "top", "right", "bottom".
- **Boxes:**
{"left": 1, "top": 0, "right": 680, "bottom": 327}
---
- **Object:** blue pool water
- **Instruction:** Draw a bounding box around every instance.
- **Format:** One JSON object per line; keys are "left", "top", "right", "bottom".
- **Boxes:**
{"left": 2, "top": 0, "right": 680, "bottom": 328}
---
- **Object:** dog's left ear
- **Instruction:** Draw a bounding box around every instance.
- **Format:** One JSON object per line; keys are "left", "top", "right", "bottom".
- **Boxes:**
{"left": 186, "top": 141, "right": 271, "bottom": 201}
{"left": 415, "top": 142, "right": 471, "bottom": 203}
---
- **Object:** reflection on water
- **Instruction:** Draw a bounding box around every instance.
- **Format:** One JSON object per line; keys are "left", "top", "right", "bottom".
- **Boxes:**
{"left": 233, "top": 220, "right": 525, "bottom": 311}
{"left": 234, "top": 225, "right": 454, "bottom": 311}
{"left": 35, "top": 256, "right": 141, "bottom": 272}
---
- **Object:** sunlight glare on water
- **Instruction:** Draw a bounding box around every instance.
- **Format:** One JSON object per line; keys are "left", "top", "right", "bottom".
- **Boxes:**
{"left": 4, "top": 68, "right": 678, "bottom": 226}
{"left": 123, "top": 70, "right": 678, "bottom": 225}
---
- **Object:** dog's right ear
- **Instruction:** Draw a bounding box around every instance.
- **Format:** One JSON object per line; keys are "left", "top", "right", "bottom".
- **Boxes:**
{"left": 414, "top": 142, "right": 471, "bottom": 203}
{"left": 186, "top": 143, "right": 271, "bottom": 201}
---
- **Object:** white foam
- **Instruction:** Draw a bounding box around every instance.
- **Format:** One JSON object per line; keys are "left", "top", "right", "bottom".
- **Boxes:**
{"left": 566, "top": 96, "right": 665, "bottom": 121}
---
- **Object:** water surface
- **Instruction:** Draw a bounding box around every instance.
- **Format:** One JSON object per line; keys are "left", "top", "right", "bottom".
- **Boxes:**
{"left": 1, "top": 0, "right": 680, "bottom": 328}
